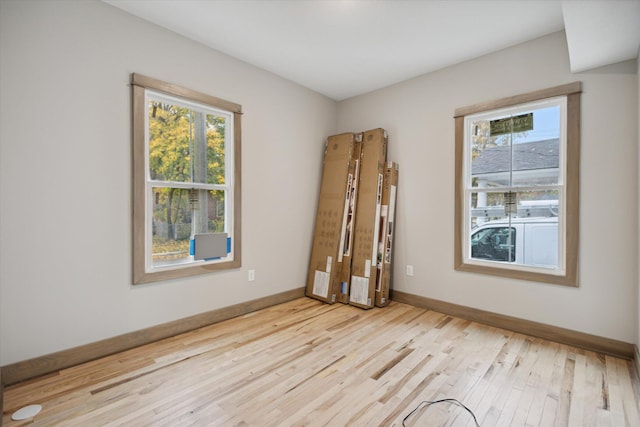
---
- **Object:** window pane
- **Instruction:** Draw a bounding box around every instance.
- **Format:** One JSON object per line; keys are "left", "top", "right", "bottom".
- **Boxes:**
{"left": 471, "top": 225, "right": 516, "bottom": 262}
{"left": 205, "top": 114, "right": 226, "bottom": 185}
{"left": 517, "top": 189, "right": 560, "bottom": 217}
{"left": 510, "top": 138, "right": 560, "bottom": 186}
{"left": 470, "top": 190, "right": 559, "bottom": 268}
{"left": 471, "top": 106, "right": 560, "bottom": 188}
{"left": 470, "top": 191, "right": 508, "bottom": 227}
{"left": 148, "top": 100, "right": 226, "bottom": 185}
{"left": 470, "top": 116, "right": 512, "bottom": 189}
{"left": 151, "top": 187, "right": 227, "bottom": 267}
{"left": 471, "top": 190, "right": 558, "bottom": 223}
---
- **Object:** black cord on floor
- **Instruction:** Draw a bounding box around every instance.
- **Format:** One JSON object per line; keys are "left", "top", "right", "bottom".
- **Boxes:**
{"left": 401, "top": 398, "right": 481, "bottom": 427}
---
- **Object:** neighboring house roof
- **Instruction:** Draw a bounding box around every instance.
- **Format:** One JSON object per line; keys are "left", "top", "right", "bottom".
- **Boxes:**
{"left": 472, "top": 138, "right": 559, "bottom": 175}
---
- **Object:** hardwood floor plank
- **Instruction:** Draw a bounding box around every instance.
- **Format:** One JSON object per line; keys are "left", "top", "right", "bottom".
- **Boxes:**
{"left": 522, "top": 341, "right": 561, "bottom": 426}
{"left": 2, "top": 298, "right": 639, "bottom": 426}
{"left": 472, "top": 334, "right": 528, "bottom": 424}
{"left": 567, "top": 352, "right": 587, "bottom": 427}
{"left": 614, "top": 356, "right": 640, "bottom": 427}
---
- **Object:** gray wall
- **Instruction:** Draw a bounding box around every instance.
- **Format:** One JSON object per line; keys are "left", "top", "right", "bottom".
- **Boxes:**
{"left": 0, "top": 0, "right": 336, "bottom": 365}
{"left": 337, "top": 31, "right": 639, "bottom": 344}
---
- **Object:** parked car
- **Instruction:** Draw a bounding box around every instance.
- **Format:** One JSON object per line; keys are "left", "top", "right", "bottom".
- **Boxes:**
{"left": 470, "top": 216, "right": 558, "bottom": 268}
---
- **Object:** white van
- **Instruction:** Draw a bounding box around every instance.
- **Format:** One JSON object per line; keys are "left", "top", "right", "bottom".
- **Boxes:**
{"left": 470, "top": 216, "right": 558, "bottom": 268}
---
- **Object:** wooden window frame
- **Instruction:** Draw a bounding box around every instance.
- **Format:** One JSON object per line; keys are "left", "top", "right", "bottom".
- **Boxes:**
{"left": 131, "top": 74, "right": 242, "bottom": 284}
{"left": 454, "top": 82, "right": 581, "bottom": 286}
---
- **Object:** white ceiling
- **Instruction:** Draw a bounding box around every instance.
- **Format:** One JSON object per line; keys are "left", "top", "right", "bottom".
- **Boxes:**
{"left": 103, "top": 0, "right": 640, "bottom": 101}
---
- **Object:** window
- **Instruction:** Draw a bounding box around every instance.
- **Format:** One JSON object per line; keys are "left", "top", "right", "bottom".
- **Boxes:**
{"left": 132, "top": 74, "right": 241, "bottom": 284}
{"left": 454, "top": 82, "right": 580, "bottom": 286}
{"left": 471, "top": 226, "right": 516, "bottom": 262}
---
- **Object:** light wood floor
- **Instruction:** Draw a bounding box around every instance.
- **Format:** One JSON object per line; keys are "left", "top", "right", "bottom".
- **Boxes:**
{"left": 3, "top": 298, "right": 640, "bottom": 426}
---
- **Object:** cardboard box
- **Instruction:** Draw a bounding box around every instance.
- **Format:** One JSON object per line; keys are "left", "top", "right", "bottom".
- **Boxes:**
{"left": 375, "top": 162, "right": 399, "bottom": 307}
{"left": 349, "top": 128, "right": 388, "bottom": 309}
{"left": 306, "top": 133, "right": 358, "bottom": 304}
{"left": 336, "top": 134, "right": 363, "bottom": 304}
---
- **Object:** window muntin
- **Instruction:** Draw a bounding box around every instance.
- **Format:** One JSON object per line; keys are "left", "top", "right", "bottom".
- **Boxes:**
{"left": 132, "top": 74, "right": 241, "bottom": 284}
{"left": 454, "top": 82, "right": 580, "bottom": 286}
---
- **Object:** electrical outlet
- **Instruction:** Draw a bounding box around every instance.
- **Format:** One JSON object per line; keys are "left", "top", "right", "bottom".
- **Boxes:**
{"left": 406, "top": 265, "right": 414, "bottom": 276}
{"left": 248, "top": 270, "right": 255, "bottom": 282}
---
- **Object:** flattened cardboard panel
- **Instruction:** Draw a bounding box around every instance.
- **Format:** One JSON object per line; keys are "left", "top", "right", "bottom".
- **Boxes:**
{"left": 336, "top": 136, "right": 363, "bottom": 303}
{"left": 306, "top": 133, "right": 357, "bottom": 304}
{"left": 375, "top": 162, "right": 399, "bottom": 307}
{"left": 376, "top": 205, "right": 389, "bottom": 292}
{"left": 349, "top": 128, "right": 387, "bottom": 309}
